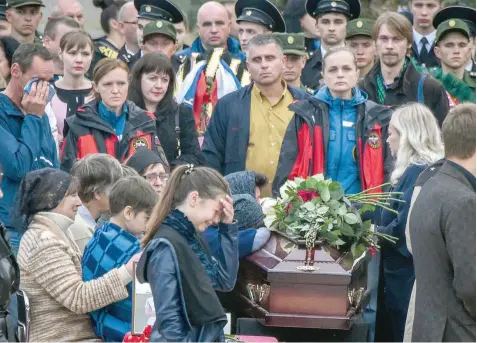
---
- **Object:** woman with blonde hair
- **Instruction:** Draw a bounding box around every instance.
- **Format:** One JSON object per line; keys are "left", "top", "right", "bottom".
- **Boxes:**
{"left": 375, "top": 102, "right": 444, "bottom": 342}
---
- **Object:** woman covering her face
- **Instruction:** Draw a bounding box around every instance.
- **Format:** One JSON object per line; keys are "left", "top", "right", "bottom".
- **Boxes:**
{"left": 128, "top": 52, "right": 204, "bottom": 167}
{"left": 60, "top": 58, "right": 163, "bottom": 172}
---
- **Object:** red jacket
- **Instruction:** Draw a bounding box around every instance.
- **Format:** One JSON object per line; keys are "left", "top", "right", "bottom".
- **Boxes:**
{"left": 60, "top": 100, "right": 163, "bottom": 172}
{"left": 272, "top": 97, "right": 393, "bottom": 196}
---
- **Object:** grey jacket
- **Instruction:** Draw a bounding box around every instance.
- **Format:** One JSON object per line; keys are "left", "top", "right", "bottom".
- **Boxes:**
{"left": 409, "top": 161, "right": 476, "bottom": 342}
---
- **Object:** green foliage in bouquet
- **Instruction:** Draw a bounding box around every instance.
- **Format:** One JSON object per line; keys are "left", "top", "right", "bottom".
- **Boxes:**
{"left": 264, "top": 174, "right": 400, "bottom": 258}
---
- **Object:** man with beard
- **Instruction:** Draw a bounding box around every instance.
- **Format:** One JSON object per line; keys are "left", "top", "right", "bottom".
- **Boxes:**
{"left": 359, "top": 12, "right": 449, "bottom": 125}
{"left": 301, "top": 0, "right": 361, "bottom": 90}
{"left": 346, "top": 18, "right": 376, "bottom": 80}
{"left": 235, "top": 0, "right": 286, "bottom": 54}
{"left": 408, "top": 0, "right": 443, "bottom": 68}
{"left": 429, "top": 7, "right": 475, "bottom": 107}
{"left": 5, "top": 0, "right": 43, "bottom": 45}
{"left": 274, "top": 32, "right": 310, "bottom": 92}
{"left": 202, "top": 34, "right": 310, "bottom": 196}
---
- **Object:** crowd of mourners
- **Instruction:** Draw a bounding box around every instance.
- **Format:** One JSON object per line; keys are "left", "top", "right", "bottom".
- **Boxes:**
{"left": 0, "top": 0, "right": 475, "bottom": 341}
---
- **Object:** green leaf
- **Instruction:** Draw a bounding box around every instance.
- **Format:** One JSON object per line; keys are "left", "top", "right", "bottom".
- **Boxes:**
{"left": 351, "top": 242, "right": 357, "bottom": 257}
{"left": 316, "top": 206, "right": 329, "bottom": 215}
{"left": 317, "top": 183, "right": 331, "bottom": 202}
{"left": 340, "top": 223, "right": 355, "bottom": 236}
{"left": 338, "top": 204, "right": 348, "bottom": 216}
{"left": 329, "top": 182, "right": 345, "bottom": 200}
{"left": 302, "top": 202, "right": 315, "bottom": 211}
{"left": 358, "top": 203, "right": 376, "bottom": 215}
{"left": 344, "top": 212, "right": 359, "bottom": 225}
{"left": 328, "top": 199, "right": 340, "bottom": 211}
{"left": 311, "top": 174, "right": 325, "bottom": 182}
{"left": 334, "top": 238, "right": 346, "bottom": 246}
{"left": 305, "top": 177, "right": 319, "bottom": 190}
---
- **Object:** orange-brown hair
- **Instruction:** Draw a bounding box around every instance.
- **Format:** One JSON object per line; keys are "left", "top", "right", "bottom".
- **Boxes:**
{"left": 91, "top": 58, "right": 129, "bottom": 100}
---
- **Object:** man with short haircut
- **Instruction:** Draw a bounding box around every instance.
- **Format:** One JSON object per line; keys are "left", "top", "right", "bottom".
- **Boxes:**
{"left": 430, "top": 8, "right": 475, "bottom": 106}
{"left": 409, "top": 0, "right": 442, "bottom": 68}
{"left": 173, "top": 14, "right": 189, "bottom": 51}
{"left": 117, "top": 1, "right": 139, "bottom": 63}
{"left": 141, "top": 20, "right": 179, "bottom": 68}
{"left": 274, "top": 32, "right": 309, "bottom": 91}
{"left": 42, "top": 16, "right": 80, "bottom": 78}
{"left": 219, "top": 0, "right": 239, "bottom": 38}
{"left": 202, "top": 34, "right": 310, "bottom": 196}
{"left": 301, "top": 0, "right": 361, "bottom": 90}
{"left": 346, "top": 18, "right": 376, "bottom": 80}
{"left": 235, "top": 0, "right": 286, "bottom": 53}
{"left": 69, "top": 153, "right": 123, "bottom": 254}
{"left": 360, "top": 12, "right": 449, "bottom": 125}
{"left": 5, "top": 0, "right": 44, "bottom": 45}
{"left": 49, "top": 0, "right": 84, "bottom": 28}
{"left": 409, "top": 103, "right": 476, "bottom": 342}
{"left": 0, "top": 0, "right": 11, "bottom": 36}
{"left": 0, "top": 44, "right": 57, "bottom": 254}
{"left": 175, "top": 1, "right": 249, "bottom": 143}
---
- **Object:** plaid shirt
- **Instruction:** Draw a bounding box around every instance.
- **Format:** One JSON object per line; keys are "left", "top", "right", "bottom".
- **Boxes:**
{"left": 82, "top": 221, "right": 140, "bottom": 342}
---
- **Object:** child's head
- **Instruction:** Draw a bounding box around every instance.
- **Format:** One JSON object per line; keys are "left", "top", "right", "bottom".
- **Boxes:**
{"left": 71, "top": 154, "right": 123, "bottom": 214}
{"left": 109, "top": 176, "right": 158, "bottom": 237}
{"left": 126, "top": 148, "right": 169, "bottom": 194}
{"left": 143, "top": 165, "right": 231, "bottom": 245}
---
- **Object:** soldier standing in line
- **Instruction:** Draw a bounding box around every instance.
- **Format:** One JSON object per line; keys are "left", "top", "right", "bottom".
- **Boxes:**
{"left": 346, "top": 18, "right": 377, "bottom": 81}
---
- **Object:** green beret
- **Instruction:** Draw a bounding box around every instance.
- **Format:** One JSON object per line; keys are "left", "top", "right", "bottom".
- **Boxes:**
{"left": 143, "top": 20, "right": 177, "bottom": 42}
{"left": 274, "top": 33, "right": 306, "bottom": 56}
{"left": 346, "top": 18, "right": 374, "bottom": 39}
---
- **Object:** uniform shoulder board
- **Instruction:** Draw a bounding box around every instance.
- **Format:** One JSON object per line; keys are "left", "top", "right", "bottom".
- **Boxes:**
{"left": 306, "top": 87, "right": 314, "bottom": 94}
{"left": 177, "top": 54, "right": 187, "bottom": 64}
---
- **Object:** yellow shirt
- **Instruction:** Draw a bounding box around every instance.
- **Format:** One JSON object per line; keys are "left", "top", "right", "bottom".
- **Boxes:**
{"left": 246, "top": 81, "right": 295, "bottom": 196}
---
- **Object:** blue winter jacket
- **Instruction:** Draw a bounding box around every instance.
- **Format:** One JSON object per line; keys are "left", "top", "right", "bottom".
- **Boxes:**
{"left": 0, "top": 94, "right": 59, "bottom": 254}
{"left": 136, "top": 222, "right": 238, "bottom": 342}
{"left": 175, "top": 36, "right": 245, "bottom": 61}
{"left": 315, "top": 86, "right": 367, "bottom": 194}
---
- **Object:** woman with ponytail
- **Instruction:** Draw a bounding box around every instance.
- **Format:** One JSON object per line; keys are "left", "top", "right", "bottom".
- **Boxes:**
{"left": 137, "top": 165, "right": 238, "bottom": 342}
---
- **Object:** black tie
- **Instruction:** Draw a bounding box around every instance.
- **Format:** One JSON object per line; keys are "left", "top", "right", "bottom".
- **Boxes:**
{"left": 419, "top": 37, "right": 429, "bottom": 65}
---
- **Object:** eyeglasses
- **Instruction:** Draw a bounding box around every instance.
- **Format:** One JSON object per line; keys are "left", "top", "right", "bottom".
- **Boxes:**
{"left": 144, "top": 173, "right": 169, "bottom": 182}
{"left": 123, "top": 21, "right": 138, "bottom": 25}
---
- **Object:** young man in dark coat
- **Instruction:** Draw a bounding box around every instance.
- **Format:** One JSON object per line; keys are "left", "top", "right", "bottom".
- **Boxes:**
{"left": 359, "top": 12, "right": 449, "bottom": 125}
{"left": 408, "top": 103, "right": 476, "bottom": 342}
{"left": 202, "top": 34, "right": 310, "bottom": 196}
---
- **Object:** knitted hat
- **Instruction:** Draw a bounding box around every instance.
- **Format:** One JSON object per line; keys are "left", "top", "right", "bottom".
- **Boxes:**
{"left": 126, "top": 148, "right": 168, "bottom": 175}
{"left": 232, "top": 194, "right": 264, "bottom": 230}
{"left": 225, "top": 171, "right": 256, "bottom": 197}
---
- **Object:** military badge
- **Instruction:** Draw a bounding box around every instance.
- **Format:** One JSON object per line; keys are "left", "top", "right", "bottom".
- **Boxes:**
{"left": 132, "top": 137, "right": 149, "bottom": 150}
{"left": 367, "top": 132, "right": 380, "bottom": 149}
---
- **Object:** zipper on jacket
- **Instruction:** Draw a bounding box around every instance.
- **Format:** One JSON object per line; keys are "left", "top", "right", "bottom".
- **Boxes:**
{"left": 336, "top": 100, "right": 345, "bottom": 179}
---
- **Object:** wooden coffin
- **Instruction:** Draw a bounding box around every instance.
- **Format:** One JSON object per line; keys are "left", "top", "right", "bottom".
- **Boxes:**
{"left": 234, "top": 231, "right": 369, "bottom": 330}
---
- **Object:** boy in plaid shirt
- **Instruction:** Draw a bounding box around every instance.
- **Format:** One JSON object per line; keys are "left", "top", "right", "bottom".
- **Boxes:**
{"left": 82, "top": 176, "right": 158, "bottom": 342}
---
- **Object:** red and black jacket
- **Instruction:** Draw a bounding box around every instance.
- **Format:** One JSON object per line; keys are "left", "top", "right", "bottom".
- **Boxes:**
{"left": 60, "top": 100, "right": 162, "bottom": 172}
{"left": 272, "top": 97, "right": 393, "bottom": 196}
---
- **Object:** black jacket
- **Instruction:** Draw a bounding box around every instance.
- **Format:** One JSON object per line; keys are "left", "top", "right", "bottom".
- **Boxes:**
{"left": 359, "top": 61, "right": 449, "bottom": 126}
{"left": 154, "top": 100, "right": 205, "bottom": 166}
{"left": 301, "top": 48, "right": 323, "bottom": 90}
{"left": 0, "top": 222, "right": 19, "bottom": 341}
{"left": 202, "top": 84, "right": 311, "bottom": 176}
{"left": 61, "top": 100, "right": 160, "bottom": 172}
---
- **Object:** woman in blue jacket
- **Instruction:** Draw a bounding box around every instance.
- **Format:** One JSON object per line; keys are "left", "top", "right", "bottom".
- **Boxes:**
{"left": 137, "top": 164, "right": 238, "bottom": 342}
{"left": 375, "top": 103, "right": 444, "bottom": 342}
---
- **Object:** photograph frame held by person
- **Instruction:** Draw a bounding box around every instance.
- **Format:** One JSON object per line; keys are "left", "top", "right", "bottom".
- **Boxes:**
{"left": 137, "top": 165, "right": 238, "bottom": 342}
{"left": 15, "top": 168, "right": 140, "bottom": 342}
{"left": 128, "top": 52, "right": 204, "bottom": 167}
{"left": 61, "top": 58, "right": 164, "bottom": 172}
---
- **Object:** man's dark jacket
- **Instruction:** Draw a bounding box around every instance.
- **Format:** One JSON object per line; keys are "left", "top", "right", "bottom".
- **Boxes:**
{"left": 301, "top": 48, "right": 323, "bottom": 90}
{"left": 409, "top": 161, "right": 475, "bottom": 342}
{"left": 202, "top": 84, "right": 310, "bottom": 176}
{"left": 359, "top": 61, "right": 449, "bottom": 125}
{"left": 272, "top": 97, "right": 393, "bottom": 196}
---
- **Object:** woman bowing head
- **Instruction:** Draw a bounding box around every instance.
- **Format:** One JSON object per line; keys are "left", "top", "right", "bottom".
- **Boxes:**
{"left": 60, "top": 58, "right": 165, "bottom": 172}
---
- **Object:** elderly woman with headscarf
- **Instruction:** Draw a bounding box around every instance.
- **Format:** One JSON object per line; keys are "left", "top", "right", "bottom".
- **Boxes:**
{"left": 204, "top": 170, "right": 271, "bottom": 258}
{"left": 15, "top": 168, "right": 140, "bottom": 342}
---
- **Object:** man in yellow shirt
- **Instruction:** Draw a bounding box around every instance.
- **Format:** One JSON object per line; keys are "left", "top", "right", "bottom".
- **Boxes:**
{"left": 202, "top": 34, "right": 311, "bottom": 196}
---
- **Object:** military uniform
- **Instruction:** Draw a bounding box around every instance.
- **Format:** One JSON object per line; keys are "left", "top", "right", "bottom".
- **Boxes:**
{"left": 346, "top": 18, "right": 376, "bottom": 81}
{"left": 301, "top": 0, "right": 361, "bottom": 90}
{"left": 428, "top": 12, "right": 476, "bottom": 107}
{"left": 235, "top": 0, "right": 286, "bottom": 33}
{"left": 274, "top": 33, "right": 313, "bottom": 94}
{"left": 87, "top": 37, "right": 120, "bottom": 78}
{"left": 6, "top": 0, "right": 44, "bottom": 45}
